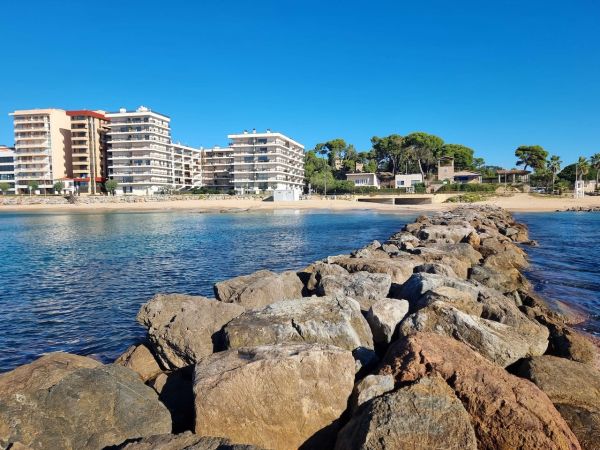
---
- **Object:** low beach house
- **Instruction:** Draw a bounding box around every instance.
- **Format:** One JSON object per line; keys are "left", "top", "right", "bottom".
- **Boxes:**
{"left": 395, "top": 173, "right": 423, "bottom": 191}
{"left": 346, "top": 172, "right": 380, "bottom": 189}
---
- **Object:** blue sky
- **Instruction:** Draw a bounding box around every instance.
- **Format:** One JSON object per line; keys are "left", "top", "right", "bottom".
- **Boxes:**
{"left": 1, "top": 0, "right": 598, "bottom": 167}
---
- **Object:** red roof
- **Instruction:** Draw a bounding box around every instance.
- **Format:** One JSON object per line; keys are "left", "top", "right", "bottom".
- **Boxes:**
{"left": 66, "top": 110, "right": 108, "bottom": 121}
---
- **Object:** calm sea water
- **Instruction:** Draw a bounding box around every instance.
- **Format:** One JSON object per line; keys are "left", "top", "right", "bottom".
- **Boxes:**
{"left": 1, "top": 210, "right": 598, "bottom": 373}
{"left": 0, "top": 210, "right": 412, "bottom": 372}
{"left": 516, "top": 212, "right": 600, "bottom": 336}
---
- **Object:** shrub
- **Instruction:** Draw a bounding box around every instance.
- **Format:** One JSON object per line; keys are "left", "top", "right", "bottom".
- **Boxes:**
{"left": 437, "top": 183, "right": 496, "bottom": 193}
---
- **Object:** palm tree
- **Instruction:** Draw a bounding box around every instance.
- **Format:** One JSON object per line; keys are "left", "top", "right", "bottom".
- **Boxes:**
{"left": 546, "top": 155, "right": 562, "bottom": 191}
{"left": 590, "top": 153, "right": 600, "bottom": 190}
{"left": 576, "top": 156, "right": 590, "bottom": 182}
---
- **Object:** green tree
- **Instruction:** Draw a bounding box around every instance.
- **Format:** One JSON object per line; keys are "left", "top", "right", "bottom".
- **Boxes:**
{"left": 547, "top": 155, "right": 562, "bottom": 190}
{"left": 403, "top": 132, "right": 444, "bottom": 178}
{"left": 371, "top": 134, "right": 405, "bottom": 175}
{"left": 314, "top": 139, "right": 347, "bottom": 167}
{"left": 515, "top": 145, "right": 548, "bottom": 171}
{"left": 440, "top": 144, "right": 476, "bottom": 170}
{"left": 105, "top": 179, "right": 119, "bottom": 195}
{"left": 304, "top": 150, "right": 330, "bottom": 179}
{"left": 27, "top": 181, "right": 39, "bottom": 195}
{"left": 590, "top": 153, "right": 600, "bottom": 188}
{"left": 576, "top": 156, "right": 590, "bottom": 182}
{"left": 0, "top": 182, "right": 10, "bottom": 195}
{"left": 53, "top": 181, "right": 65, "bottom": 194}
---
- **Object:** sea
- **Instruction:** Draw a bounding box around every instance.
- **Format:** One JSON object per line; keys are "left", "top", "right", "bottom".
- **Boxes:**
{"left": 0, "top": 209, "right": 598, "bottom": 372}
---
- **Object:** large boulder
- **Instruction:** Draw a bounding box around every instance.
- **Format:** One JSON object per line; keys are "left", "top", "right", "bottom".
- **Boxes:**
{"left": 193, "top": 344, "right": 355, "bottom": 450}
{"left": 379, "top": 333, "right": 581, "bottom": 450}
{"left": 119, "top": 432, "right": 264, "bottom": 450}
{"left": 115, "top": 344, "right": 162, "bottom": 381}
{"left": 469, "top": 264, "right": 529, "bottom": 293}
{"left": 224, "top": 296, "right": 374, "bottom": 352}
{"left": 396, "top": 272, "right": 480, "bottom": 304}
{"left": 399, "top": 301, "right": 548, "bottom": 367}
{"left": 214, "top": 270, "right": 304, "bottom": 308}
{"left": 137, "top": 294, "right": 244, "bottom": 369}
{"left": 349, "top": 374, "right": 395, "bottom": 412}
{"left": 317, "top": 271, "right": 391, "bottom": 310}
{"left": 336, "top": 375, "right": 478, "bottom": 450}
{"left": 416, "top": 224, "right": 476, "bottom": 243}
{"left": 0, "top": 353, "right": 171, "bottom": 450}
{"left": 514, "top": 356, "right": 600, "bottom": 450}
{"left": 301, "top": 262, "right": 349, "bottom": 294}
{"left": 365, "top": 298, "right": 409, "bottom": 345}
{"left": 329, "top": 256, "right": 418, "bottom": 284}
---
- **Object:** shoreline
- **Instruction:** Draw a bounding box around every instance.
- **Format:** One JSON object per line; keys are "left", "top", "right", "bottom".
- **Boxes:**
{"left": 1, "top": 205, "right": 598, "bottom": 449}
{"left": 2, "top": 193, "right": 600, "bottom": 214}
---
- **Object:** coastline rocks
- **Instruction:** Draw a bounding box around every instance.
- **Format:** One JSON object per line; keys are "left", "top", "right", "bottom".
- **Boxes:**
{"left": 115, "top": 344, "right": 162, "bottom": 381}
{"left": 119, "top": 432, "right": 265, "bottom": 450}
{"left": 214, "top": 270, "right": 304, "bottom": 309}
{"left": 380, "top": 333, "right": 581, "bottom": 450}
{"left": 193, "top": 344, "right": 354, "bottom": 450}
{"left": 350, "top": 374, "right": 395, "bottom": 412}
{"left": 416, "top": 224, "right": 476, "bottom": 243}
{"left": 302, "top": 262, "right": 349, "bottom": 294}
{"left": 336, "top": 375, "right": 478, "bottom": 450}
{"left": 137, "top": 294, "right": 244, "bottom": 369}
{"left": 0, "top": 355, "right": 171, "bottom": 450}
{"left": 514, "top": 356, "right": 600, "bottom": 450}
{"left": 399, "top": 301, "right": 549, "bottom": 367}
{"left": 469, "top": 264, "right": 529, "bottom": 293}
{"left": 317, "top": 271, "right": 391, "bottom": 310}
{"left": 396, "top": 272, "right": 480, "bottom": 304}
{"left": 329, "top": 256, "right": 417, "bottom": 284}
{"left": 224, "top": 296, "right": 374, "bottom": 352}
{"left": 365, "top": 298, "right": 409, "bottom": 344}
{"left": 0, "top": 352, "right": 101, "bottom": 395}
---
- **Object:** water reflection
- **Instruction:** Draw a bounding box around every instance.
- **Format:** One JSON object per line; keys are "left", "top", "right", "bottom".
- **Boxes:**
{"left": 0, "top": 210, "right": 410, "bottom": 372}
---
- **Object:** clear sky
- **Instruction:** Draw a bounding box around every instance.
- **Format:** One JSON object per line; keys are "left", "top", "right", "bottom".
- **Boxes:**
{"left": 1, "top": 0, "right": 598, "bottom": 167}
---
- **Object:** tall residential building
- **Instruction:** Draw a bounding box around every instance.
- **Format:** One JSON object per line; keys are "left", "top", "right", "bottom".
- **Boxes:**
{"left": 106, "top": 106, "right": 202, "bottom": 195}
{"left": 173, "top": 142, "right": 202, "bottom": 191}
{"left": 10, "top": 109, "right": 72, "bottom": 194}
{"left": 0, "top": 145, "right": 16, "bottom": 194}
{"left": 228, "top": 130, "right": 305, "bottom": 194}
{"left": 67, "top": 110, "right": 109, "bottom": 194}
{"left": 201, "top": 146, "right": 234, "bottom": 192}
{"left": 106, "top": 106, "right": 174, "bottom": 195}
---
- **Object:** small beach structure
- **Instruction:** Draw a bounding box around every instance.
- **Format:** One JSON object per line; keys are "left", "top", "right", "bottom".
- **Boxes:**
{"left": 346, "top": 172, "right": 380, "bottom": 189}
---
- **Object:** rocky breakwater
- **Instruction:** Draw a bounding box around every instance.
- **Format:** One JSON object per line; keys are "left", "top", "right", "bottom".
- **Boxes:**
{"left": 2, "top": 205, "right": 600, "bottom": 450}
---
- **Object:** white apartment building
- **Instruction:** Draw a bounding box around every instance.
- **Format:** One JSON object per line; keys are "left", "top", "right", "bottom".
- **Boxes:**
{"left": 106, "top": 106, "right": 201, "bottom": 195}
{"left": 201, "top": 146, "right": 235, "bottom": 192}
{"left": 10, "top": 109, "right": 72, "bottom": 194}
{"left": 0, "top": 146, "right": 16, "bottom": 194}
{"left": 228, "top": 129, "right": 305, "bottom": 194}
{"left": 107, "top": 106, "right": 173, "bottom": 195}
{"left": 173, "top": 142, "right": 202, "bottom": 191}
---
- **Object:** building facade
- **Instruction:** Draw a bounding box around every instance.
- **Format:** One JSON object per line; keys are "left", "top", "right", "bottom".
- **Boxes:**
{"left": 0, "top": 145, "right": 16, "bottom": 194}
{"left": 395, "top": 173, "right": 423, "bottom": 189}
{"left": 228, "top": 130, "right": 304, "bottom": 194}
{"left": 10, "top": 109, "right": 72, "bottom": 194}
{"left": 346, "top": 172, "right": 380, "bottom": 189}
{"left": 201, "top": 146, "right": 234, "bottom": 192}
{"left": 106, "top": 107, "right": 203, "bottom": 195}
{"left": 67, "top": 110, "right": 109, "bottom": 194}
{"left": 173, "top": 142, "right": 202, "bottom": 191}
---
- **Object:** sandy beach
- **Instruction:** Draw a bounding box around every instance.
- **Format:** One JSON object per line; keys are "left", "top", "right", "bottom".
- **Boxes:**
{"left": 1, "top": 193, "right": 600, "bottom": 214}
